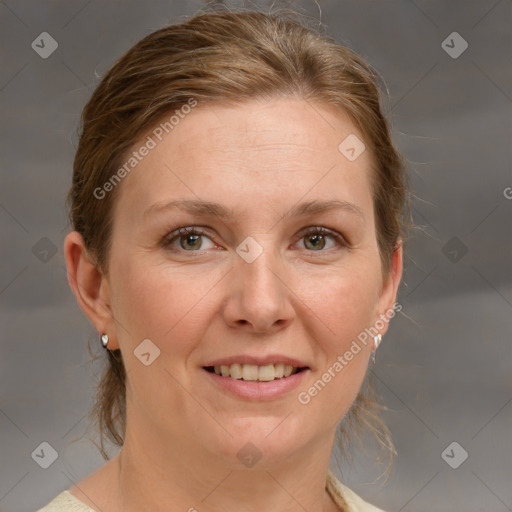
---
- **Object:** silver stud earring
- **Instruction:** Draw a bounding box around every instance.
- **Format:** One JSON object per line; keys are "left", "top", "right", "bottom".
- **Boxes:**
{"left": 101, "top": 333, "right": 109, "bottom": 348}
{"left": 371, "top": 334, "right": 382, "bottom": 364}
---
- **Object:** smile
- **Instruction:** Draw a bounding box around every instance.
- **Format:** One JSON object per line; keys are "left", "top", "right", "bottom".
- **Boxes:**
{"left": 204, "top": 363, "right": 304, "bottom": 381}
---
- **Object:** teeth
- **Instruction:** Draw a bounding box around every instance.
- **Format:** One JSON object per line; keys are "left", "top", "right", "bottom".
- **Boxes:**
{"left": 230, "top": 363, "right": 243, "bottom": 379}
{"left": 242, "top": 364, "right": 259, "bottom": 381}
{"left": 211, "top": 363, "right": 300, "bottom": 381}
{"left": 258, "top": 364, "right": 275, "bottom": 381}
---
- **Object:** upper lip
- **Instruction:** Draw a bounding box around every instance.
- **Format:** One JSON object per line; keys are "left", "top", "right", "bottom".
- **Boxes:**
{"left": 203, "top": 355, "right": 309, "bottom": 368}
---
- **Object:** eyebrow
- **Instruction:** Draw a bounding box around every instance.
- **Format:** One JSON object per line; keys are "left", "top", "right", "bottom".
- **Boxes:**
{"left": 143, "top": 199, "right": 365, "bottom": 222}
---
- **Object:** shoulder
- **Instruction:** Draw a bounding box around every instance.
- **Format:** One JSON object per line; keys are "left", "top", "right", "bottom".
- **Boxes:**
{"left": 37, "top": 472, "right": 385, "bottom": 512}
{"left": 36, "top": 490, "right": 95, "bottom": 512}
{"left": 326, "top": 470, "right": 387, "bottom": 512}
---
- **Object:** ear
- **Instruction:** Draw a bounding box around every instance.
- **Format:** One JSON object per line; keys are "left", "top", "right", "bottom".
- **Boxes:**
{"left": 374, "top": 240, "right": 403, "bottom": 336}
{"left": 64, "top": 231, "right": 119, "bottom": 350}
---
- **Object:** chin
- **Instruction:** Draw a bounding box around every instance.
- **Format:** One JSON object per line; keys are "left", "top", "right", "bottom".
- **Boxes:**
{"left": 203, "top": 415, "right": 312, "bottom": 467}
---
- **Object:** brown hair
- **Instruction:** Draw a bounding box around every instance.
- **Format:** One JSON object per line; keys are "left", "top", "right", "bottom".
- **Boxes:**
{"left": 68, "top": 7, "right": 410, "bottom": 475}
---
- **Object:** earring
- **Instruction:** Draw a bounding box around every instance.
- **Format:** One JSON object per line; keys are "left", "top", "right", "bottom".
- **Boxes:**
{"left": 371, "top": 334, "right": 382, "bottom": 364}
{"left": 101, "top": 333, "right": 109, "bottom": 348}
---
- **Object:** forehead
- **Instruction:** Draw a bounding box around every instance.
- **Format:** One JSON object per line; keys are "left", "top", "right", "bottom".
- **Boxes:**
{"left": 168, "top": 98, "right": 364, "bottom": 164}
{"left": 113, "top": 98, "right": 374, "bottom": 223}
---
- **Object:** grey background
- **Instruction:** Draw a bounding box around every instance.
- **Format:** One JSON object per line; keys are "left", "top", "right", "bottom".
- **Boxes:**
{"left": 1, "top": 0, "right": 511, "bottom": 511}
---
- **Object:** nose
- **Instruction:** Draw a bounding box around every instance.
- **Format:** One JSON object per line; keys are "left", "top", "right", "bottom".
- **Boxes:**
{"left": 222, "top": 240, "right": 295, "bottom": 334}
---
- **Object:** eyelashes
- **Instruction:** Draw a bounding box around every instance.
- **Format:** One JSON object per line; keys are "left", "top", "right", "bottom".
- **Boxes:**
{"left": 163, "top": 226, "right": 216, "bottom": 252}
{"left": 161, "top": 225, "right": 349, "bottom": 255}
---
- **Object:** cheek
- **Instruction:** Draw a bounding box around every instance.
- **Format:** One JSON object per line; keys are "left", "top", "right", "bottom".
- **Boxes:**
{"left": 297, "top": 259, "right": 381, "bottom": 344}
{"left": 108, "top": 250, "right": 222, "bottom": 355}
{"left": 107, "top": 255, "right": 212, "bottom": 415}
{"left": 296, "top": 287, "right": 375, "bottom": 425}
{"left": 293, "top": 260, "right": 380, "bottom": 413}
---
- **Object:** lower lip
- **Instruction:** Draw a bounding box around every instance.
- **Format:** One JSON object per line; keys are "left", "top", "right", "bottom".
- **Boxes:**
{"left": 203, "top": 368, "right": 309, "bottom": 400}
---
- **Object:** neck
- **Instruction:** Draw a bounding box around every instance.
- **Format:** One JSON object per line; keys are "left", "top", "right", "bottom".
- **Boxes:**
{"left": 112, "top": 424, "right": 340, "bottom": 512}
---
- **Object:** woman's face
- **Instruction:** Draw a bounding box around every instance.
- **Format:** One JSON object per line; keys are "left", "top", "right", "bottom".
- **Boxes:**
{"left": 101, "top": 98, "right": 401, "bottom": 466}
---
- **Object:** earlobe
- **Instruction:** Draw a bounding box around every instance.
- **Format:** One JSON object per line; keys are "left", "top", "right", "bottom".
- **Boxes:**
{"left": 64, "top": 231, "right": 114, "bottom": 340}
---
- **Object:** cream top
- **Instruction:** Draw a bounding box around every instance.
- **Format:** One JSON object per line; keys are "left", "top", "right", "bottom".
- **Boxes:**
{"left": 36, "top": 470, "right": 385, "bottom": 511}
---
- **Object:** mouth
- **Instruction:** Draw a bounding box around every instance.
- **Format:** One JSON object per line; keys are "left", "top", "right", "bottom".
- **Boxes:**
{"left": 203, "top": 363, "right": 308, "bottom": 382}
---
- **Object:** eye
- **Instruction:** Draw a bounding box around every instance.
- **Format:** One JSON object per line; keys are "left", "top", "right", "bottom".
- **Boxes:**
{"left": 296, "top": 227, "right": 347, "bottom": 251}
{"left": 163, "top": 227, "right": 216, "bottom": 252}
{"left": 162, "top": 225, "right": 348, "bottom": 255}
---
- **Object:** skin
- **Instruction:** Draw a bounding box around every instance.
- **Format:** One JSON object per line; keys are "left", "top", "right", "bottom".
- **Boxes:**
{"left": 64, "top": 97, "right": 402, "bottom": 512}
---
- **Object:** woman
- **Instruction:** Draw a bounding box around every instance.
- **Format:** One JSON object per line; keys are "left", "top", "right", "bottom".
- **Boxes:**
{"left": 37, "top": 7, "right": 408, "bottom": 512}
